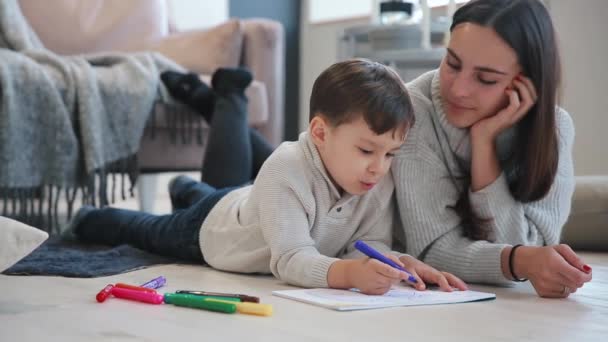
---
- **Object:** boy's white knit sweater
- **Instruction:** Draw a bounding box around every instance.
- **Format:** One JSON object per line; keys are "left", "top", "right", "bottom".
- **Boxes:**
{"left": 200, "top": 132, "right": 402, "bottom": 288}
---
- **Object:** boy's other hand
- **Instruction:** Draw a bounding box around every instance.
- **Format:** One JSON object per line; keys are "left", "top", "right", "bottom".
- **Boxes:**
{"left": 399, "top": 255, "right": 468, "bottom": 292}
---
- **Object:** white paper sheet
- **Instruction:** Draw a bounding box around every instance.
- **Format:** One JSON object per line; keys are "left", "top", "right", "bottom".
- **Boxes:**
{"left": 272, "top": 286, "right": 496, "bottom": 311}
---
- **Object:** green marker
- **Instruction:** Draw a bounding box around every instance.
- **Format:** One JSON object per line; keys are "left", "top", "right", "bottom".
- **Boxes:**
{"left": 164, "top": 293, "right": 237, "bottom": 313}
{"left": 166, "top": 293, "right": 241, "bottom": 303}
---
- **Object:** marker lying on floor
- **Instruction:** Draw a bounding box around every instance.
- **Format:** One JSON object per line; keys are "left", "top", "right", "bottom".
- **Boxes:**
{"left": 176, "top": 290, "right": 260, "bottom": 303}
{"left": 164, "top": 293, "right": 272, "bottom": 316}
{"left": 111, "top": 287, "right": 164, "bottom": 304}
{"left": 140, "top": 276, "right": 166, "bottom": 289}
{"left": 205, "top": 298, "right": 273, "bottom": 316}
{"left": 96, "top": 284, "right": 115, "bottom": 303}
{"left": 115, "top": 283, "right": 158, "bottom": 293}
{"left": 164, "top": 293, "right": 237, "bottom": 313}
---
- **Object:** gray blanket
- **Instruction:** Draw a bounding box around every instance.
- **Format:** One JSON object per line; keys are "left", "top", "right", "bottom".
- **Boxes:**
{"left": 0, "top": 0, "right": 183, "bottom": 231}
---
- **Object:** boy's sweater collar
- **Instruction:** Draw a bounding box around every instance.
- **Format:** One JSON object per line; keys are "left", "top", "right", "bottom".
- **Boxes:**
{"left": 299, "top": 132, "right": 354, "bottom": 203}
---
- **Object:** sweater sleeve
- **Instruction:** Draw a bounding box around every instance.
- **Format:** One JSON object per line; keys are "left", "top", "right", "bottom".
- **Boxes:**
{"left": 467, "top": 109, "right": 576, "bottom": 246}
{"left": 256, "top": 174, "right": 339, "bottom": 289}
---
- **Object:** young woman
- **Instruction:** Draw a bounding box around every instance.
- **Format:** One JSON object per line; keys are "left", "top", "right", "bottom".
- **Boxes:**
{"left": 392, "top": 0, "right": 592, "bottom": 298}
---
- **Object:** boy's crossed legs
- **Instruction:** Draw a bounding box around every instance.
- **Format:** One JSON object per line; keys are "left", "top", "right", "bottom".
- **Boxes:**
{"left": 74, "top": 182, "right": 230, "bottom": 262}
{"left": 69, "top": 67, "right": 273, "bottom": 261}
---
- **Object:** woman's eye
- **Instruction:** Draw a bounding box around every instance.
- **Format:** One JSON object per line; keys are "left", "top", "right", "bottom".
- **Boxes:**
{"left": 386, "top": 153, "right": 395, "bottom": 158}
{"left": 478, "top": 77, "right": 498, "bottom": 85}
{"left": 359, "top": 148, "right": 372, "bottom": 155}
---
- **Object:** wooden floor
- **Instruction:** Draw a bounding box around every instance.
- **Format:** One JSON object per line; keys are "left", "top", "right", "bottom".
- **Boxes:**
{"left": 1, "top": 252, "right": 606, "bottom": 341}
{"left": 2, "top": 172, "right": 607, "bottom": 341}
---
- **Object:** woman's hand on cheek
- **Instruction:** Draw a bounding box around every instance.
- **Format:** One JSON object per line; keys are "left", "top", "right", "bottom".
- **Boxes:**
{"left": 470, "top": 74, "right": 538, "bottom": 144}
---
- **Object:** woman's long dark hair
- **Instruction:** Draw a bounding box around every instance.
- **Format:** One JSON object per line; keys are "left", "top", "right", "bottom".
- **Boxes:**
{"left": 450, "top": 0, "right": 561, "bottom": 241}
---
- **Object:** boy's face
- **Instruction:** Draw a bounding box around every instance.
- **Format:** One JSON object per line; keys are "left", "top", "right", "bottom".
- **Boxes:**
{"left": 310, "top": 115, "right": 405, "bottom": 196}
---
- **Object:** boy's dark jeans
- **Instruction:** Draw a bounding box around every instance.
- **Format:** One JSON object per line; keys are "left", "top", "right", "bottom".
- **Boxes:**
{"left": 77, "top": 185, "right": 235, "bottom": 262}
{"left": 75, "top": 74, "right": 273, "bottom": 263}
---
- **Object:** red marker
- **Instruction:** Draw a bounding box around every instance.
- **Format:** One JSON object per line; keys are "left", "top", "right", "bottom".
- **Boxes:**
{"left": 96, "top": 284, "right": 114, "bottom": 303}
{"left": 115, "top": 283, "right": 158, "bottom": 293}
{"left": 111, "top": 287, "right": 164, "bottom": 304}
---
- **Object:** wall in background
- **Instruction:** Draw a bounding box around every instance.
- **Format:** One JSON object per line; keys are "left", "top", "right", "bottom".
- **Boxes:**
{"left": 230, "top": 0, "right": 301, "bottom": 141}
{"left": 308, "top": 0, "right": 371, "bottom": 23}
{"left": 549, "top": 0, "right": 608, "bottom": 175}
{"left": 299, "top": 0, "right": 369, "bottom": 133}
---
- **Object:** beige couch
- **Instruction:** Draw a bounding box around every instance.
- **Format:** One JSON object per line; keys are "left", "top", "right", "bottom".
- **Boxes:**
{"left": 561, "top": 176, "right": 608, "bottom": 251}
{"left": 18, "top": 0, "right": 285, "bottom": 211}
{"left": 19, "top": 0, "right": 284, "bottom": 146}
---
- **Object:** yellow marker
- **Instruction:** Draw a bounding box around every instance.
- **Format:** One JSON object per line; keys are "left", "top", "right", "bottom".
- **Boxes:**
{"left": 204, "top": 298, "right": 273, "bottom": 317}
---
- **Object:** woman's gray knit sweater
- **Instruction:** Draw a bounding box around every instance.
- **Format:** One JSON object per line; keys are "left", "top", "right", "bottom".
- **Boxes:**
{"left": 392, "top": 70, "right": 575, "bottom": 284}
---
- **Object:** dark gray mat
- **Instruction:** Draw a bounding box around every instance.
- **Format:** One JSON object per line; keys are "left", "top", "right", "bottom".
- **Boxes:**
{"left": 2, "top": 237, "right": 180, "bottom": 278}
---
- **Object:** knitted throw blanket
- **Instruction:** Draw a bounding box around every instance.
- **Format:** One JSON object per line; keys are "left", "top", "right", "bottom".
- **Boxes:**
{"left": 0, "top": 0, "right": 184, "bottom": 232}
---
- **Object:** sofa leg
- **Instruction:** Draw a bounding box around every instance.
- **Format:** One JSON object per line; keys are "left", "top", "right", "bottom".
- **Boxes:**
{"left": 137, "top": 174, "right": 158, "bottom": 213}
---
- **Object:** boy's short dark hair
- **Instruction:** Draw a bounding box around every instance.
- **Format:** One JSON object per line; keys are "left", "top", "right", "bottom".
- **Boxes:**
{"left": 309, "top": 58, "right": 414, "bottom": 139}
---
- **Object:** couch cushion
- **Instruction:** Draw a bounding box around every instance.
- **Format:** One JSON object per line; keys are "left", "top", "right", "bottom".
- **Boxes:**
{"left": 0, "top": 216, "right": 48, "bottom": 272}
{"left": 561, "top": 176, "right": 608, "bottom": 251}
{"left": 19, "top": 0, "right": 169, "bottom": 55}
{"left": 142, "top": 20, "right": 244, "bottom": 75}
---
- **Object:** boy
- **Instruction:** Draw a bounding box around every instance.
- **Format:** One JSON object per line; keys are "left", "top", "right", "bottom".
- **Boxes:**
{"left": 70, "top": 59, "right": 466, "bottom": 295}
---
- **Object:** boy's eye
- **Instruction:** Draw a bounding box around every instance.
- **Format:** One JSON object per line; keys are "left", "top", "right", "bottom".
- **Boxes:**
{"left": 358, "top": 148, "right": 372, "bottom": 155}
{"left": 446, "top": 57, "right": 460, "bottom": 70}
{"left": 447, "top": 62, "right": 460, "bottom": 70}
{"left": 386, "top": 153, "right": 395, "bottom": 158}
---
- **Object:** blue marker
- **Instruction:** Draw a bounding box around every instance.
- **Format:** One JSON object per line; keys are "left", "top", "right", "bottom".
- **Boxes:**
{"left": 354, "top": 240, "right": 417, "bottom": 283}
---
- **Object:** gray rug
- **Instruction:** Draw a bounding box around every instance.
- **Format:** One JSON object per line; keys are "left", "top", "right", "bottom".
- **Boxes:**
{"left": 2, "top": 237, "right": 181, "bottom": 277}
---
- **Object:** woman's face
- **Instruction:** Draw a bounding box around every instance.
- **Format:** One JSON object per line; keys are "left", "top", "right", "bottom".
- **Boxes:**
{"left": 439, "top": 23, "right": 521, "bottom": 128}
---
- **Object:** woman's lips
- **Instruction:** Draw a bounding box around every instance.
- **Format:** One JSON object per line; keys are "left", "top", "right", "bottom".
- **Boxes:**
{"left": 446, "top": 100, "right": 474, "bottom": 111}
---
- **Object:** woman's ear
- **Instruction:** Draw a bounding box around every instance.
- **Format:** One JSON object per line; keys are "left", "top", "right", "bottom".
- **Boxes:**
{"left": 309, "top": 116, "right": 330, "bottom": 147}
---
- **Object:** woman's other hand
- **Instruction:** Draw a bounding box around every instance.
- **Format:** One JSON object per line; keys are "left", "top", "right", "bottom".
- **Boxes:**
{"left": 510, "top": 244, "right": 593, "bottom": 298}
